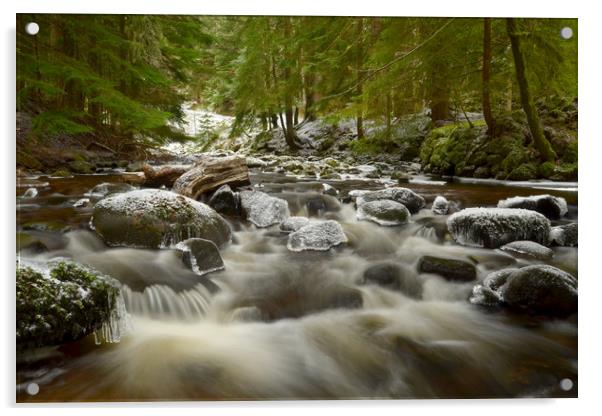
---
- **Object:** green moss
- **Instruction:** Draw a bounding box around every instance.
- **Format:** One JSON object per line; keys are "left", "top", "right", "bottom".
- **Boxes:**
{"left": 538, "top": 161, "right": 556, "bottom": 178}
{"left": 551, "top": 162, "right": 578, "bottom": 181}
{"left": 564, "top": 140, "right": 578, "bottom": 163}
{"left": 16, "top": 262, "right": 119, "bottom": 349}
{"left": 17, "top": 151, "right": 43, "bottom": 170}
{"left": 507, "top": 163, "right": 538, "bottom": 181}
{"left": 68, "top": 160, "right": 94, "bottom": 174}
{"left": 51, "top": 168, "right": 72, "bottom": 177}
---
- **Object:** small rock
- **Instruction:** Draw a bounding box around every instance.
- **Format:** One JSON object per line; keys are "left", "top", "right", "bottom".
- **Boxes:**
{"left": 550, "top": 223, "right": 578, "bottom": 247}
{"left": 497, "top": 194, "right": 568, "bottom": 220}
{"left": 208, "top": 185, "right": 241, "bottom": 217}
{"left": 356, "top": 187, "right": 425, "bottom": 214}
{"left": 240, "top": 190, "right": 290, "bottom": 228}
{"left": 86, "top": 182, "right": 135, "bottom": 198}
{"left": 431, "top": 195, "right": 449, "bottom": 215}
{"left": 418, "top": 255, "right": 477, "bottom": 282}
{"left": 361, "top": 262, "right": 422, "bottom": 298}
{"left": 391, "top": 171, "right": 410, "bottom": 183}
{"left": 22, "top": 187, "right": 38, "bottom": 198}
{"left": 357, "top": 200, "right": 410, "bottom": 226}
{"left": 287, "top": 220, "right": 347, "bottom": 252}
{"left": 322, "top": 183, "right": 339, "bottom": 196}
{"left": 73, "top": 198, "right": 91, "bottom": 208}
{"left": 500, "top": 240, "right": 554, "bottom": 260}
{"left": 175, "top": 238, "right": 225, "bottom": 276}
{"left": 230, "top": 306, "right": 264, "bottom": 322}
{"left": 280, "top": 216, "right": 310, "bottom": 233}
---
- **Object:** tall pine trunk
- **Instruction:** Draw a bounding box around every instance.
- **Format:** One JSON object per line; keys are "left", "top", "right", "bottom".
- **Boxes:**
{"left": 506, "top": 18, "right": 556, "bottom": 162}
{"left": 355, "top": 18, "right": 365, "bottom": 139}
{"left": 482, "top": 18, "right": 495, "bottom": 135}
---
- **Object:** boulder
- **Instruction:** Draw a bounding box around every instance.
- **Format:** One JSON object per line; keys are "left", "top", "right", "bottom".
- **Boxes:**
{"left": 356, "top": 187, "right": 426, "bottom": 214}
{"left": 68, "top": 160, "right": 94, "bottom": 174}
{"left": 418, "top": 255, "right": 477, "bottom": 282}
{"left": 497, "top": 194, "right": 568, "bottom": 220}
{"left": 175, "top": 238, "right": 225, "bottom": 276}
{"left": 360, "top": 262, "right": 422, "bottom": 298}
{"left": 22, "top": 187, "right": 38, "bottom": 198}
{"left": 431, "top": 195, "right": 449, "bottom": 215}
{"left": 172, "top": 155, "right": 250, "bottom": 199}
{"left": 470, "top": 265, "right": 577, "bottom": 317}
{"left": 16, "top": 262, "right": 121, "bottom": 349}
{"left": 550, "top": 223, "right": 578, "bottom": 247}
{"left": 321, "top": 183, "right": 339, "bottom": 196}
{"left": 500, "top": 240, "right": 554, "bottom": 260}
{"left": 91, "top": 189, "right": 231, "bottom": 248}
{"left": 447, "top": 208, "right": 551, "bottom": 248}
{"left": 280, "top": 216, "right": 310, "bottom": 233}
{"left": 240, "top": 190, "right": 290, "bottom": 228}
{"left": 287, "top": 220, "right": 348, "bottom": 252}
{"left": 357, "top": 200, "right": 410, "bottom": 226}
{"left": 208, "top": 185, "right": 241, "bottom": 217}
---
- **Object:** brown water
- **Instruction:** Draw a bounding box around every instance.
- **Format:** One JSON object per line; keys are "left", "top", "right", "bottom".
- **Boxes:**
{"left": 16, "top": 171, "right": 578, "bottom": 401}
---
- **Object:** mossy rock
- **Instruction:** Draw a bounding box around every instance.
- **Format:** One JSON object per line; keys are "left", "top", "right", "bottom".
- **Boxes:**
{"left": 69, "top": 160, "right": 94, "bottom": 174}
{"left": 551, "top": 163, "right": 578, "bottom": 181}
{"left": 563, "top": 140, "right": 578, "bottom": 164}
{"left": 501, "top": 148, "right": 529, "bottom": 174}
{"left": 538, "top": 161, "right": 556, "bottom": 178}
{"left": 507, "top": 163, "right": 538, "bottom": 181}
{"left": 17, "top": 151, "right": 43, "bottom": 170}
{"left": 474, "top": 166, "right": 491, "bottom": 178}
{"left": 16, "top": 262, "right": 120, "bottom": 349}
{"left": 50, "top": 168, "right": 72, "bottom": 177}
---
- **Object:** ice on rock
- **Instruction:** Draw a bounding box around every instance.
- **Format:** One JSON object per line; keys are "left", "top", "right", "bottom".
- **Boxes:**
{"left": 280, "top": 216, "right": 311, "bottom": 232}
{"left": 356, "top": 200, "right": 410, "bottom": 226}
{"left": 497, "top": 194, "right": 568, "bottom": 220}
{"left": 500, "top": 240, "right": 554, "bottom": 260}
{"left": 431, "top": 195, "right": 449, "bottom": 215}
{"left": 23, "top": 187, "right": 38, "bottom": 198}
{"left": 287, "top": 220, "right": 348, "bottom": 252}
{"left": 550, "top": 223, "right": 578, "bottom": 247}
{"left": 447, "top": 207, "right": 550, "bottom": 248}
{"left": 356, "top": 187, "right": 425, "bottom": 214}
{"left": 240, "top": 190, "right": 290, "bottom": 228}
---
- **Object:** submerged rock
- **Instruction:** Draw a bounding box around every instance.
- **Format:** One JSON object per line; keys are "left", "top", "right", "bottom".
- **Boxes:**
{"left": 280, "top": 216, "right": 310, "bottom": 233}
{"left": 230, "top": 306, "right": 264, "bottom": 322}
{"left": 86, "top": 182, "right": 135, "bottom": 198}
{"left": 356, "top": 187, "right": 426, "bottom": 214}
{"left": 418, "top": 255, "right": 477, "bottom": 282}
{"left": 470, "top": 265, "right": 577, "bottom": 317}
{"left": 360, "top": 262, "right": 422, "bottom": 298}
{"left": 356, "top": 200, "right": 410, "bottom": 226}
{"left": 287, "top": 220, "right": 347, "bottom": 252}
{"left": 175, "top": 238, "right": 225, "bottom": 276}
{"left": 497, "top": 194, "right": 568, "bottom": 220}
{"left": 91, "top": 189, "right": 232, "bottom": 248}
{"left": 500, "top": 240, "right": 554, "bottom": 260}
{"left": 431, "top": 195, "right": 449, "bottom": 215}
{"left": 447, "top": 208, "right": 550, "bottom": 248}
{"left": 16, "top": 262, "right": 122, "bottom": 349}
{"left": 240, "top": 190, "right": 290, "bottom": 228}
{"left": 208, "top": 184, "right": 241, "bottom": 217}
{"left": 550, "top": 223, "right": 578, "bottom": 247}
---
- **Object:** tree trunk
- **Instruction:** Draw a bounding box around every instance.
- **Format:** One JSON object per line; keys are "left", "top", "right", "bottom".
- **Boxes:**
{"left": 303, "top": 72, "right": 316, "bottom": 121}
{"left": 385, "top": 92, "right": 392, "bottom": 140}
{"left": 293, "top": 106, "right": 299, "bottom": 125}
{"left": 505, "top": 77, "right": 513, "bottom": 112}
{"left": 482, "top": 18, "right": 495, "bottom": 135}
{"left": 506, "top": 18, "right": 557, "bottom": 162}
{"left": 356, "top": 18, "right": 365, "bottom": 139}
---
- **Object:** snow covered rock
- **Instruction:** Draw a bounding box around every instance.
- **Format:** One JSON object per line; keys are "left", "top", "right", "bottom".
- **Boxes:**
{"left": 357, "top": 200, "right": 410, "bottom": 226}
{"left": 91, "top": 189, "right": 231, "bottom": 248}
{"left": 431, "top": 195, "right": 449, "bottom": 215}
{"left": 470, "top": 265, "right": 577, "bottom": 317}
{"left": 418, "top": 255, "right": 477, "bottom": 282}
{"left": 447, "top": 208, "right": 550, "bottom": 248}
{"left": 321, "top": 183, "right": 339, "bottom": 196}
{"left": 550, "top": 223, "right": 578, "bottom": 247}
{"left": 497, "top": 194, "right": 568, "bottom": 220}
{"left": 280, "top": 216, "right": 310, "bottom": 233}
{"left": 22, "top": 187, "right": 38, "bottom": 198}
{"left": 287, "top": 220, "right": 348, "bottom": 252}
{"left": 240, "top": 190, "right": 290, "bottom": 228}
{"left": 208, "top": 184, "right": 241, "bottom": 217}
{"left": 356, "top": 187, "right": 426, "bottom": 214}
{"left": 500, "top": 240, "right": 554, "bottom": 260}
{"left": 175, "top": 238, "right": 225, "bottom": 276}
{"left": 16, "top": 262, "right": 124, "bottom": 349}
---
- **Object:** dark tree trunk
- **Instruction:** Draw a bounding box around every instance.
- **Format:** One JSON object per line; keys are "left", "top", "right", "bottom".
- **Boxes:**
{"left": 293, "top": 106, "right": 299, "bottom": 125}
{"left": 356, "top": 18, "right": 365, "bottom": 139}
{"left": 303, "top": 72, "right": 316, "bottom": 122}
{"left": 506, "top": 18, "right": 557, "bottom": 162}
{"left": 482, "top": 18, "right": 495, "bottom": 135}
{"left": 385, "top": 92, "right": 392, "bottom": 140}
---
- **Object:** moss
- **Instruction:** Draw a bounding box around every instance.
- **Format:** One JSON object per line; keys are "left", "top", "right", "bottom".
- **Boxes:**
{"left": 538, "top": 161, "right": 555, "bottom": 178}
{"left": 50, "top": 168, "right": 72, "bottom": 177}
{"left": 16, "top": 262, "right": 119, "bottom": 349}
{"left": 563, "top": 140, "right": 578, "bottom": 163}
{"left": 501, "top": 148, "right": 529, "bottom": 174}
{"left": 17, "top": 151, "right": 43, "bottom": 170}
{"left": 551, "top": 162, "right": 578, "bottom": 181}
{"left": 68, "top": 160, "right": 94, "bottom": 174}
{"left": 507, "top": 163, "right": 538, "bottom": 181}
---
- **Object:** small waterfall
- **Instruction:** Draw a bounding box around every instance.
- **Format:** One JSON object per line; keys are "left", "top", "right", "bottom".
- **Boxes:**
{"left": 414, "top": 225, "right": 439, "bottom": 242}
{"left": 121, "top": 283, "right": 213, "bottom": 321}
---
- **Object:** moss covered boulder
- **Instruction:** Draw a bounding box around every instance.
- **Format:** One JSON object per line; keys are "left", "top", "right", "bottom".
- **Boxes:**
{"left": 17, "top": 262, "right": 120, "bottom": 349}
{"left": 357, "top": 200, "right": 410, "bottom": 226}
{"left": 91, "top": 189, "right": 232, "bottom": 248}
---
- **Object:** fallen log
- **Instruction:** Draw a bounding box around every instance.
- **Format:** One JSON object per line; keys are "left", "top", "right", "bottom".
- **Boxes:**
{"left": 142, "top": 164, "right": 190, "bottom": 188}
{"left": 172, "top": 155, "right": 250, "bottom": 200}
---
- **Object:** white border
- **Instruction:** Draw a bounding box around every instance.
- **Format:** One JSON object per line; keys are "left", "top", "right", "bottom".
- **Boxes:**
{"left": 2, "top": 1, "right": 601, "bottom": 415}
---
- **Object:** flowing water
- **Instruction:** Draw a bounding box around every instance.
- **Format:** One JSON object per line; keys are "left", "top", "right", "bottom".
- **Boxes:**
{"left": 16, "top": 170, "right": 578, "bottom": 401}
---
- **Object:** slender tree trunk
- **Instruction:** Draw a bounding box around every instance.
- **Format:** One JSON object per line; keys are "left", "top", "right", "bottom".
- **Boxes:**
{"left": 282, "top": 17, "right": 298, "bottom": 150}
{"left": 505, "top": 77, "right": 513, "bottom": 112}
{"left": 293, "top": 106, "right": 299, "bottom": 125}
{"left": 356, "top": 18, "right": 365, "bottom": 139}
{"left": 385, "top": 92, "right": 392, "bottom": 140}
{"left": 303, "top": 72, "right": 316, "bottom": 121}
{"left": 482, "top": 18, "right": 495, "bottom": 135}
{"left": 506, "top": 18, "right": 557, "bottom": 162}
